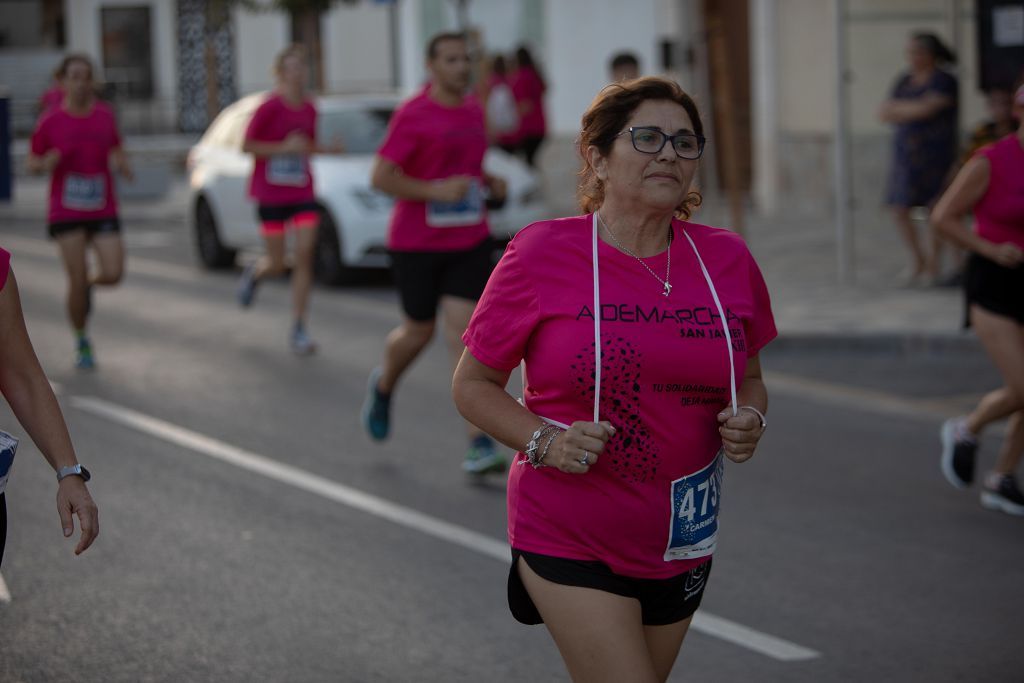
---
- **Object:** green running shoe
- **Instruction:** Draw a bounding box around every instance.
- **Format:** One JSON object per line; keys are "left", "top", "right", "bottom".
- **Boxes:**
{"left": 462, "top": 435, "right": 506, "bottom": 475}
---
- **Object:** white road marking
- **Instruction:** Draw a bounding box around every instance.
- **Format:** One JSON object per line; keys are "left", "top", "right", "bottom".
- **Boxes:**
{"left": 691, "top": 612, "right": 820, "bottom": 662}
{"left": 0, "top": 572, "right": 10, "bottom": 603}
{"left": 71, "top": 394, "right": 821, "bottom": 662}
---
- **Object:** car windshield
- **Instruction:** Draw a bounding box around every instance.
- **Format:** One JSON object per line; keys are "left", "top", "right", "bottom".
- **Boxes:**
{"left": 317, "top": 107, "right": 394, "bottom": 155}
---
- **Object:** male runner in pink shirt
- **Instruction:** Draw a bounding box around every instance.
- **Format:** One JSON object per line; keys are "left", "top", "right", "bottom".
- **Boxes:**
{"left": 361, "top": 32, "right": 509, "bottom": 476}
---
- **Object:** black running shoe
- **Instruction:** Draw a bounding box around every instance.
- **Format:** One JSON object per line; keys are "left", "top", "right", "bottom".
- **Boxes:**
{"left": 940, "top": 417, "right": 977, "bottom": 489}
{"left": 981, "top": 474, "right": 1024, "bottom": 517}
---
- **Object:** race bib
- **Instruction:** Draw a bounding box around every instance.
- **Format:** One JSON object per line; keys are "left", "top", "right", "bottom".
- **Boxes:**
{"left": 426, "top": 178, "right": 484, "bottom": 228}
{"left": 664, "top": 450, "right": 724, "bottom": 561}
{"left": 62, "top": 174, "right": 106, "bottom": 211}
{"left": 267, "top": 155, "right": 309, "bottom": 187}
{"left": 0, "top": 430, "right": 19, "bottom": 496}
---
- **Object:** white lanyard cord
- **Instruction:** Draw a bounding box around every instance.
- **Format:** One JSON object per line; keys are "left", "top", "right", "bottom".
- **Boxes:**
{"left": 681, "top": 231, "right": 738, "bottom": 417}
{"left": 590, "top": 214, "right": 738, "bottom": 421}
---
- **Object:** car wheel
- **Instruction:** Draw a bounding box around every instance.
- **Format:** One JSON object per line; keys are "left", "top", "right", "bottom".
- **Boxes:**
{"left": 314, "top": 209, "right": 357, "bottom": 285}
{"left": 194, "top": 197, "right": 237, "bottom": 269}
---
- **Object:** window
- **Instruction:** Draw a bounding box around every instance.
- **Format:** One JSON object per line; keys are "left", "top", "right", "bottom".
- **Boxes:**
{"left": 100, "top": 6, "right": 153, "bottom": 99}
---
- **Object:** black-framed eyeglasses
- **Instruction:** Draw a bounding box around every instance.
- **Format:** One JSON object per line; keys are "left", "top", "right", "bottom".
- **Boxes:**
{"left": 616, "top": 127, "right": 705, "bottom": 160}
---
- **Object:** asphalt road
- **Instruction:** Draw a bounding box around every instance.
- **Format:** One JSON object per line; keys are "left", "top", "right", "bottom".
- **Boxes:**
{"left": 0, "top": 207, "right": 1020, "bottom": 683}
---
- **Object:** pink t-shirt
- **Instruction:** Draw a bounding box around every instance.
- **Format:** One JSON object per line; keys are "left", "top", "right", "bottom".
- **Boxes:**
{"left": 0, "top": 248, "right": 10, "bottom": 293}
{"left": 245, "top": 94, "right": 317, "bottom": 206}
{"left": 377, "top": 88, "right": 490, "bottom": 252}
{"left": 30, "top": 102, "right": 122, "bottom": 223}
{"left": 511, "top": 67, "right": 546, "bottom": 138}
{"left": 974, "top": 134, "right": 1024, "bottom": 251}
{"left": 463, "top": 215, "right": 777, "bottom": 579}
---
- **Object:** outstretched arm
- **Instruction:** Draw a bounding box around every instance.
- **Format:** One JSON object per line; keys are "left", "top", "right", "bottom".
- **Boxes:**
{"left": 0, "top": 270, "right": 98, "bottom": 554}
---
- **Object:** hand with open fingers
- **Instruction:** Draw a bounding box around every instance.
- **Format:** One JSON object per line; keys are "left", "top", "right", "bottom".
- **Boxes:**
{"left": 546, "top": 421, "right": 616, "bottom": 473}
{"left": 717, "top": 406, "right": 765, "bottom": 464}
{"left": 56, "top": 478, "right": 99, "bottom": 555}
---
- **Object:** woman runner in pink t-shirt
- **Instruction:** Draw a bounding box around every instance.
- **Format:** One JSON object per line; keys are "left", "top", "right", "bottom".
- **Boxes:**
{"left": 453, "top": 78, "right": 776, "bottom": 682}
{"left": 27, "top": 54, "right": 133, "bottom": 370}
{"left": 934, "top": 84, "right": 1024, "bottom": 516}
{"left": 236, "top": 44, "right": 341, "bottom": 355}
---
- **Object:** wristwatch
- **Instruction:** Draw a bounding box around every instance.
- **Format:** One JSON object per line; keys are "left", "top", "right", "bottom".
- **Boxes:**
{"left": 56, "top": 464, "right": 91, "bottom": 483}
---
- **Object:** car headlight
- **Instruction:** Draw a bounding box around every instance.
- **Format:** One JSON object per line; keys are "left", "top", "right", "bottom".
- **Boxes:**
{"left": 352, "top": 188, "right": 394, "bottom": 212}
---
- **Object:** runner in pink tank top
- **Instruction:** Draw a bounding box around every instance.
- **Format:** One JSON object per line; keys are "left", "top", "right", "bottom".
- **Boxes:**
{"left": 27, "top": 54, "right": 132, "bottom": 370}
{"left": 934, "top": 84, "right": 1024, "bottom": 516}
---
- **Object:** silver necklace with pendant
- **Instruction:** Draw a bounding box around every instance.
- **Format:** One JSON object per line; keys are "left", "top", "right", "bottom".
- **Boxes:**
{"left": 597, "top": 212, "right": 673, "bottom": 297}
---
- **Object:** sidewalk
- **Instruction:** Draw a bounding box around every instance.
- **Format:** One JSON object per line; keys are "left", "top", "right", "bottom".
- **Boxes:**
{"left": 736, "top": 204, "right": 972, "bottom": 352}
{"left": 1, "top": 134, "right": 973, "bottom": 351}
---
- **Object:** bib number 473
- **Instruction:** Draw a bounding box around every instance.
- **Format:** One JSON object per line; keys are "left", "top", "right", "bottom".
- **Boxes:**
{"left": 664, "top": 450, "right": 724, "bottom": 561}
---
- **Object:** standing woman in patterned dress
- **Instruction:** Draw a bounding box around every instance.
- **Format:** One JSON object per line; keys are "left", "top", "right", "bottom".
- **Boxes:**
{"left": 879, "top": 32, "right": 959, "bottom": 285}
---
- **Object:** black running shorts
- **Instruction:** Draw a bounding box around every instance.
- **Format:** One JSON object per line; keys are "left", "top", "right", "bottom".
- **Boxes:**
{"left": 508, "top": 549, "right": 712, "bottom": 627}
{"left": 964, "top": 253, "right": 1024, "bottom": 327}
{"left": 48, "top": 217, "right": 121, "bottom": 239}
{"left": 389, "top": 239, "right": 495, "bottom": 322}
{"left": 256, "top": 201, "right": 321, "bottom": 223}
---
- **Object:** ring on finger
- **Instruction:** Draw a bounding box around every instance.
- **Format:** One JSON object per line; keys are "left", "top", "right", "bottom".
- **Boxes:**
{"left": 579, "top": 451, "right": 591, "bottom": 466}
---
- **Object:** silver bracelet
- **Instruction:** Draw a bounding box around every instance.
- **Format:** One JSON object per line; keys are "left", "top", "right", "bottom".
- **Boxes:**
{"left": 738, "top": 405, "right": 767, "bottom": 432}
{"left": 523, "top": 424, "right": 560, "bottom": 468}
{"left": 538, "top": 426, "right": 563, "bottom": 467}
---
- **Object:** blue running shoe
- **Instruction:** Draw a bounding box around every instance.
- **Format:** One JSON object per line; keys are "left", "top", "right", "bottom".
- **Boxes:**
{"left": 462, "top": 435, "right": 506, "bottom": 475}
{"left": 75, "top": 337, "right": 95, "bottom": 370}
{"left": 290, "top": 324, "right": 318, "bottom": 356}
{"left": 361, "top": 367, "right": 391, "bottom": 441}
{"left": 237, "top": 262, "right": 259, "bottom": 308}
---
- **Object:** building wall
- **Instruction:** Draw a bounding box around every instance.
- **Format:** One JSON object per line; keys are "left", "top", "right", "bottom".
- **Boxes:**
{"left": 760, "top": 0, "right": 988, "bottom": 216}
{"left": 321, "top": 2, "right": 393, "bottom": 93}
{"left": 232, "top": 8, "right": 288, "bottom": 96}
{"left": 0, "top": 1, "right": 44, "bottom": 48}
{"left": 232, "top": 4, "right": 393, "bottom": 96}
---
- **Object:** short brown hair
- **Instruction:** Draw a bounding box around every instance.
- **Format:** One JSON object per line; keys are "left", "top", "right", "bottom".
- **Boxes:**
{"left": 426, "top": 32, "right": 465, "bottom": 60}
{"left": 577, "top": 77, "right": 704, "bottom": 219}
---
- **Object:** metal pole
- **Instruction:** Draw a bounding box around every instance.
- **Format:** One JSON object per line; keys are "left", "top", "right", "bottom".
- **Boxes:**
{"left": 833, "top": 0, "right": 854, "bottom": 284}
{"left": 389, "top": 1, "right": 400, "bottom": 90}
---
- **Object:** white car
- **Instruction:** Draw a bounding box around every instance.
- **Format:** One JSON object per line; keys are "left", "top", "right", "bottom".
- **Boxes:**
{"left": 187, "top": 92, "right": 546, "bottom": 283}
